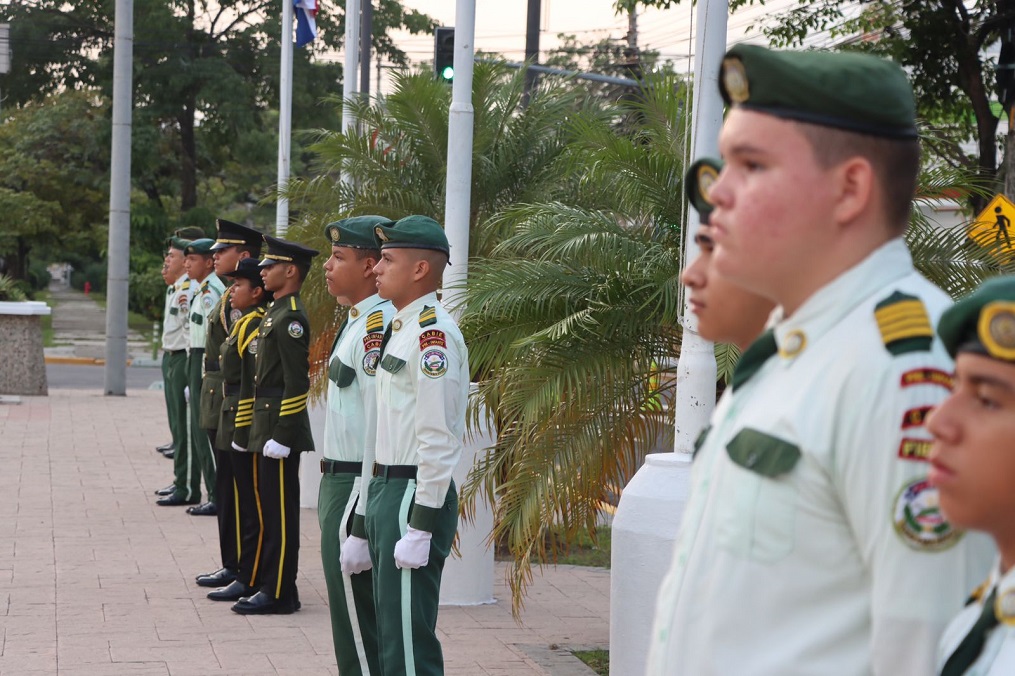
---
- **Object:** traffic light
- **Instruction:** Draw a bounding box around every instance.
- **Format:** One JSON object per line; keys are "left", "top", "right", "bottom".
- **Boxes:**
{"left": 434, "top": 27, "right": 455, "bottom": 83}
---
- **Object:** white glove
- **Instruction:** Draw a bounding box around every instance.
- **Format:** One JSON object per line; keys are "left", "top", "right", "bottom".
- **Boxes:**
{"left": 341, "top": 535, "right": 373, "bottom": 575}
{"left": 231, "top": 441, "right": 246, "bottom": 452}
{"left": 262, "top": 439, "right": 291, "bottom": 459}
{"left": 394, "top": 526, "right": 432, "bottom": 570}
{"left": 184, "top": 385, "right": 190, "bottom": 402}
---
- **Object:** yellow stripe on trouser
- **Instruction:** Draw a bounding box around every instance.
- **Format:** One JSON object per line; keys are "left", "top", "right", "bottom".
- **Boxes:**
{"left": 399, "top": 481, "right": 417, "bottom": 676}
{"left": 277, "top": 460, "right": 286, "bottom": 599}
{"left": 233, "top": 478, "right": 241, "bottom": 561}
{"left": 250, "top": 457, "right": 264, "bottom": 586}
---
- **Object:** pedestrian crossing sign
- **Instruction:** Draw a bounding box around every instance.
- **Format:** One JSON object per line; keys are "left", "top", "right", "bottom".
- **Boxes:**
{"left": 969, "top": 193, "right": 1015, "bottom": 251}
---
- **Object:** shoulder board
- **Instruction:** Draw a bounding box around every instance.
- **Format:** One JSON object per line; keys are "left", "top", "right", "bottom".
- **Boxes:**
{"left": 290, "top": 296, "right": 298, "bottom": 312}
{"left": 180, "top": 280, "right": 191, "bottom": 290}
{"left": 874, "top": 291, "right": 933, "bottom": 356}
{"left": 201, "top": 280, "right": 210, "bottom": 291}
{"left": 366, "top": 309, "right": 385, "bottom": 333}
{"left": 419, "top": 305, "right": 437, "bottom": 327}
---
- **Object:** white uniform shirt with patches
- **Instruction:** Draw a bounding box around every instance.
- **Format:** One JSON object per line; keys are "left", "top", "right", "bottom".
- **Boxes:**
{"left": 372, "top": 292, "right": 468, "bottom": 521}
{"left": 647, "top": 240, "right": 995, "bottom": 675}
{"left": 188, "top": 272, "right": 224, "bottom": 353}
{"left": 162, "top": 273, "right": 192, "bottom": 352}
{"left": 323, "top": 294, "right": 393, "bottom": 464}
{"left": 938, "top": 558, "right": 1015, "bottom": 676}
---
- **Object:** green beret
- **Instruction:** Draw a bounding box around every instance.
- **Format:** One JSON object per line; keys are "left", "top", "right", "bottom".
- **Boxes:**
{"left": 373, "top": 215, "right": 450, "bottom": 257}
{"left": 685, "top": 157, "right": 723, "bottom": 225}
{"left": 184, "top": 238, "right": 216, "bottom": 256}
{"left": 938, "top": 276, "right": 1015, "bottom": 361}
{"left": 259, "top": 234, "right": 320, "bottom": 267}
{"left": 168, "top": 236, "right": 191, "bottom": 251}
{"left": 324, "top": 215, "right": 393, "bottom": 249}
{"left": 174, "top": 226, "right": 207, "bottom": 240}
{"left": 719, "top": 44, "right": 917, "bottom": 140}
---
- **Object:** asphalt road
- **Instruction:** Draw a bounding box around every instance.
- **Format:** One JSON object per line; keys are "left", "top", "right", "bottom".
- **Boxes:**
{"left": 46, "top": 363, "right": 164, "bottom": 390}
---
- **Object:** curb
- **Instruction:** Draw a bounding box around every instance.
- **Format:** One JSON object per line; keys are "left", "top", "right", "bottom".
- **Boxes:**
{"left": 44, "top": 356, "right": 140, "bottom": 366}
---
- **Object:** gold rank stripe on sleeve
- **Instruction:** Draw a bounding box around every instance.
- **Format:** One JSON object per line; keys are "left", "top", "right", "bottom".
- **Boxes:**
{"left": 419, "top": 305, "right": 437, "bottom": 327}
{"left": 235, "top": 398, "right": 255, "bottom": 427}
{"left": 874, "top": 292, "right": 934, "bottom": 355}
{"left": 365, "top": 309, "right": 385, "bottom": 333}
{"left": 279, "top": 393, "right": 308, "bottom": 416}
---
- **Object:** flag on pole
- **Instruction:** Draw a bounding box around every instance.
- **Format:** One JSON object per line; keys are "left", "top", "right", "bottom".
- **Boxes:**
{"left": 294, "top": 0, "right": 318, "bottom": 47}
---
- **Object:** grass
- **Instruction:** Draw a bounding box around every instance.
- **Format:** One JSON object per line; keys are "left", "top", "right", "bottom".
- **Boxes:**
{"left": 573, "top": 649, "right": 609, "bottom": 675}
{"left": 89, "top": 292, "right": 157, "bottom": 341}
{"left": 494, "top": 525, "right": 612, "bottom": 569}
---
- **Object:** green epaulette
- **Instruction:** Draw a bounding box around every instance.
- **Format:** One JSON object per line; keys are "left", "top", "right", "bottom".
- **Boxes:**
{"left": 874, "top": 291, "right": 934, "bottom": 356}
{"left": 419, "top": 305, "right": 437, "bottom": 327}
{"left": 366, "top": 309, "right": 385, "bottom": 333}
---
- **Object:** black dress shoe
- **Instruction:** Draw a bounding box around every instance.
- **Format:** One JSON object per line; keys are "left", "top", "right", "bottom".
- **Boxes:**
{"left": 161, "top": 448, "right": 175, "bottom": 459}
{"left": 156, "top": 493, "right": 200, "bottom": 507}
{"left": 154, "top": 484, "right": 175, "bottom": 496}
{"left": 156, "top": 442, "right": 174, "bottom": 452}
{"left": 187, "top": 501, "right": 217, "bottom": 516}
{"left": 207, "top": 579, "right": 256, "bottom": 602}
{"left": 231, "top": 591, "right": 300, "bottom": 615}
{"left": 196, "top": 567, "right": 237, "bottom": 588}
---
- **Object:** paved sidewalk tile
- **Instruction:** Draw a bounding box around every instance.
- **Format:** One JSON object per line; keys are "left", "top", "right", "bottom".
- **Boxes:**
{"left": 0, "top": 391, "right": 607, "bottom": 675}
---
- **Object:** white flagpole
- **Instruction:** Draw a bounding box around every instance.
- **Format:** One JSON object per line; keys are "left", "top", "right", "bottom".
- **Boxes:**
{"left": 342, "top": 0, "right": 361, "bottom": 188}
{"left": 276, "top": 0, "right": 294, "bottom": 237}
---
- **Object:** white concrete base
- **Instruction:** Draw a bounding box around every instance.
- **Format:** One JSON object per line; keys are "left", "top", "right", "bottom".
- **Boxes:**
{"left": 440, "top": 413, "right": 496, "bottom": 606}
{"left": 0, "top": 301, "right": 51, "bottom": 316}
{"left": 609, "top": 452, "right": 693, "bottom": 676}
{"left": 300, "top": 398, "right": 327, "bottom": 508}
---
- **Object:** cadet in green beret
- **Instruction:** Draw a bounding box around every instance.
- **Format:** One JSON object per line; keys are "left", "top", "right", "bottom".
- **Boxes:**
{"left": 648, "top": 46, "right": 994, "bottom": 674}
{"left": 193, "top": 220, "right": 264, "bottom": 592}
{"left": 154, "top": 236, "right": 191, "bottom": 469}
{"left": 203, "top": 257, "right": 271, "bottom": 602}
{"left": 317, "top": 216, "right": 393, "bottom": 674}
{"left": 357, "top": 215, "right": 468, "bottom": 676}
{"left": 231, "top": 235, "right": 319, "bottom": 615}
{"left": 928, "top": 277, "right": 1015, "bottom": 676}
{"left": 680, "top": 156, "right": 773, "bottom": 350}
{"left": 158, "top": 238, "right": 224, "bottom": 508}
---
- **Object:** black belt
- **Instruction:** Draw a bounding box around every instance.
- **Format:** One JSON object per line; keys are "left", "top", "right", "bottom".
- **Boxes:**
{"left": 255, "top": 387, "right": 284, "bottom": 397}
{"left": 321, "top": 459, "right": 362, "bottom": 475}
{"left": 165, "top": 348, "right": 186, "bottom": 355}
{"left": 205, "top": 360, "right": 221, "bottom": 372}
{"left": 223, "top": 383, "right": 241, "bottom": 396}
{"left": 190, "top": 347, "right": 205, "bottom": 354}
{"left": 372, "top": 462, "right": 417, "bottom": 479}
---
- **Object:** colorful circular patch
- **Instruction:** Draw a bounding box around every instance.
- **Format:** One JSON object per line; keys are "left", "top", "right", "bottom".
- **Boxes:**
{"left": 202, "top": 294, "right": 215, "bottom": 311}
{"left": 420, "top": 348, "right": 448, "bottom": 379}
{"left": 363, "top": 349, "right": 380, "bottom": 376}
{"left": 892, "top": 478, "right": 962, "bottom": 551}
{"left": 247, "top": 338, "right": 258, "bottom": 355}
{"left": 288, "top": 321, "right": 304, "bottom": 338}
{"left": 230, "top": 308, "right": 242, "bottom": 323}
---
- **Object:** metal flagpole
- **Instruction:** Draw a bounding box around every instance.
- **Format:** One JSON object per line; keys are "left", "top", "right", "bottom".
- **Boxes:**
{"left": 276, "top": 0, "right": 294, "bottom": 237}
{"left": 341, "top": 0, "right": 360, "bottom": 188}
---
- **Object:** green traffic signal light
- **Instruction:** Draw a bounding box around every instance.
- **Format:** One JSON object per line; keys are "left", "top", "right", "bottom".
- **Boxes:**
{"left": 441, "top": 65, "right": 454, "bottom": 81}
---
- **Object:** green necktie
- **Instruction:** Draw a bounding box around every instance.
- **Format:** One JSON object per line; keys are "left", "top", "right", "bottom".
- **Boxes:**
{"left": 330, "top": 316, "right": 348, "bottom": 355}
{"left": 731, "top": 329, "right": 778, "bottom": 390}
{"left": 940, "top": 588, "right": 999, "bottom": 676}
{"left": 378, "top": 323, "right": 393, "bottom": 357}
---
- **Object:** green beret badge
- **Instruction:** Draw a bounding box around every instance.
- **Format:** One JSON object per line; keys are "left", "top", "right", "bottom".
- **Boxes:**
{"left": 375, "top": 226, "right": 389, "bottom": 242}
{"left": 330, "top": 227, "right": 340, "bottom": 242}
{"left": 697, "top": 163, "right": 719, "bottom": 205}
{"left": 979, "top": 302, "right": 1015, "bottom": 361}
{"left": 722, "top": 57, "right": 750, "bottom": 103}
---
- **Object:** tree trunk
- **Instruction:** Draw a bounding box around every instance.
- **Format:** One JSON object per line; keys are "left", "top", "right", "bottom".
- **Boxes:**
{"left": 178, "top": 100, "right": 197, "bottom": 211}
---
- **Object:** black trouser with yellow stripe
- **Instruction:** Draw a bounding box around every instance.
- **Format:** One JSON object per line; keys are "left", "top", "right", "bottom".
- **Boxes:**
{"left": 257, "top": 452, "right": 301, "bottom": 601}
{"left": 231, "top": 450, "right": 264, "bottom": 588}
{"left": 319, "top": 465, "right": 379, "bottom": 675}
{"left": 213, "top": 445, "right": 238, "bottom": 571}
{"left": 364, "top": 475, "right": 457, "bottom": 676}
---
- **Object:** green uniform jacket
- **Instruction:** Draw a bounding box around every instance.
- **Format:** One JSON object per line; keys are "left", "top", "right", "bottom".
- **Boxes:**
{"left": 249, "top": 293, "right": 314, "bottom": 453}
{"left": 200, "top": 285, "right": 235, "bottom": 430}
{"left": 217, "top": 305, "right": 265, "bottom": 451}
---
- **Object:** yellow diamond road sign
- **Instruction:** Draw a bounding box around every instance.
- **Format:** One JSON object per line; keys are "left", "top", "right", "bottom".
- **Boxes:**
{"left": 969, "top": 193, "right": 1015, "bottom": 250}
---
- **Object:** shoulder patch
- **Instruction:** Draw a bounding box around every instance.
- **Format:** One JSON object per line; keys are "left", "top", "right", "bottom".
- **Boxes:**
{"left": 892, "top": 478, "right": 962, "bottom": 551}
{"left": 419, "top": 329, "right": 446, "bottom": 350}
{"left": 874, "top": 291, "right": 934, "bottom": 356}
{"left": 901, "top": 367, "right": 953, "bottom": 389}
{"left": 288, "top": 320, "right": 305, "bottom": 339}
{"left": 419, "top": 305, "right": 437, "bottom": 327}
{"left": 365, "top": 310, "right": 385, "bottom": 333}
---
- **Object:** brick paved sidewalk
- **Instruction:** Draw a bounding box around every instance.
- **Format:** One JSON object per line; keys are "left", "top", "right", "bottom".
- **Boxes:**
{"left": 0, "top": 390, "right": 608, "bottom": 675}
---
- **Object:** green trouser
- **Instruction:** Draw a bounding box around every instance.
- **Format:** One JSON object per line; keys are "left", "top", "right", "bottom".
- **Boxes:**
{"left": 364, "top": 477, "right": 457, "bottom": 676}
{"left": 186, "top": 350, "right": 216, "bottom": 503}
{"left": 320, "top": 472, "right": 380, "bottom": 676}
{"left": 172, "top": 354, "right": 201, "bottom": 501}
{"left": 162, "top": 350, "right": 188, "bottom": 453}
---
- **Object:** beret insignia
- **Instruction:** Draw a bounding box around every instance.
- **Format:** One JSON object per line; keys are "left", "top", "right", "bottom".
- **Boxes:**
{"left": 722, "top": 57, "right": 750, "bottom": 103}
{"left": 875, "top": 291, "right": 934, "bottom": 356}
{"left": 978, "top": 302, "right": 1015, "bottom": 361}
{"left": 330, "top": 227, "right": 340, "bottom": 242}
{"left": 697, "top": 164, "right": 719, "bottom": 205}
{"left": 375, "top": 226, "right": 389, "bottom": 242}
